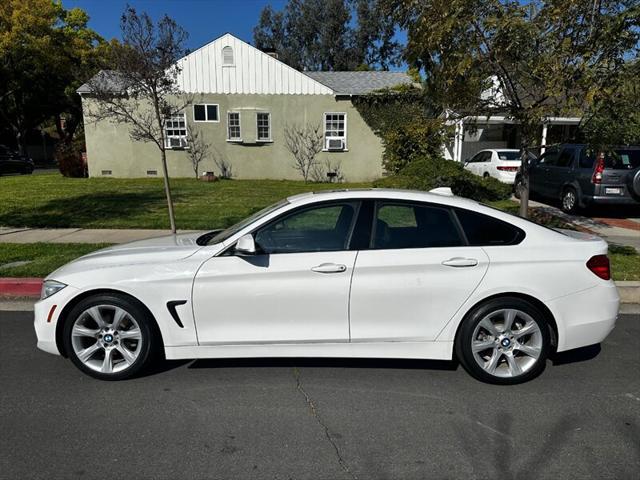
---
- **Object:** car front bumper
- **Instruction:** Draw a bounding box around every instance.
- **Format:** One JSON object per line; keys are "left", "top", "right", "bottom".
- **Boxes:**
{"left": 33, "top": 285, "right": 80, "bottom": 356}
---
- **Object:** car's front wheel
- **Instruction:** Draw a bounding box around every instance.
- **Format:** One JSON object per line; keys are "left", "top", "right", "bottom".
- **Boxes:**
{"left": 456, "top": 297, "right": 551, "bottom": 385}
{"left": 63, "top": 293, "right": 157, "bottom": 380}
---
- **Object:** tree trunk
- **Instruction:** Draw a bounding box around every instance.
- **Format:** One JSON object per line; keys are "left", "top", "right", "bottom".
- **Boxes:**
{"left": 518, "top": 140, "right": 530, "bottom": 218}
{"left": 159, "top": 147, "right": 177, "bottom": 233}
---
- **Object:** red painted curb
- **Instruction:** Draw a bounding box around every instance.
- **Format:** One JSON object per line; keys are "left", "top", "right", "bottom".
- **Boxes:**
{"left": 0, "top": 277, "right": 43, "bottom": 298}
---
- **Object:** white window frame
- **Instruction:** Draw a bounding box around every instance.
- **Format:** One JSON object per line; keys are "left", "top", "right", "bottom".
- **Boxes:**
{"left": 256, "top": 112, "right": 272, "bottom": 142}
{"left": 193, "top": 104, "right": 220, "bottom": 123}
{"left": 164, "top": 113, "right": 188, "bottom": 149}
{"left": 323, "top": 112, "right": 347, "bottom": 151}
{"left": 227, "top": 111, "right": 242, "bottom": 141}
{"left": 222, "top": 46, "right": 234, "bottom": 67}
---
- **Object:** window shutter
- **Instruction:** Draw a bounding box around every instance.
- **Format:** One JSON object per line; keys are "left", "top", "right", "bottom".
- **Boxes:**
{"left": 222, "top": 46, "right": 234, "bottom": 66}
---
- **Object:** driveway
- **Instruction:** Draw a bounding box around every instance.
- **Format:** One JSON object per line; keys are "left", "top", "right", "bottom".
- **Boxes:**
{"left": 1, "top": 310, "right": 639, "bottom": 479}
{"left": 526, "top": 198, "right": 640, "bottom": 251}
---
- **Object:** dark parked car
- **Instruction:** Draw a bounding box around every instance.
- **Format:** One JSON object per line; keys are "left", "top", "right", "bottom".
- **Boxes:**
{"left": 515, "top": 144, "right": 640, "bottom": 213}
{"left": 0, "top": 145, "right": 34, "bottom": 175}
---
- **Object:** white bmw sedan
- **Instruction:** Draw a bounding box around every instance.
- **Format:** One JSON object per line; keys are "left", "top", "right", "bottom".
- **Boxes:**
{"left": 34, "top": 189, "right": 619, "bottom": 384}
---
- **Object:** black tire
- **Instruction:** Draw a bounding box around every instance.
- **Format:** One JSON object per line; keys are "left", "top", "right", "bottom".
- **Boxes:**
{"left": 63, "top": 293, "right": 159, "bottom": 381}
{"left": 455, "top": 297, "right": 551, "bottom": 385}
{"left": 561, "top": 186, "right": 579, "bottom": 214}
{"left": 483, "top": 172, "right": 490, "bottom": 179}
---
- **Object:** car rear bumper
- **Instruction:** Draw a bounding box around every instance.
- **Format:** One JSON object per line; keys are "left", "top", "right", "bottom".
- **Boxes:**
{"left": 585, "top": 195, "right": 639, "bottom": 206}
{"left": 549, "top": 282, "right": 619, "bottom": 352}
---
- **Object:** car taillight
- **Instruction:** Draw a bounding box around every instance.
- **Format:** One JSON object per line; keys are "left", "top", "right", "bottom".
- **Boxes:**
{"left": 586, "top": 255, "right": 610, "bottom": 280}
{"left": 497, "top": 166, "right": 519, "bottom": 172}
{"left": 592, "top": 155, "right": 605, "bottom": 184}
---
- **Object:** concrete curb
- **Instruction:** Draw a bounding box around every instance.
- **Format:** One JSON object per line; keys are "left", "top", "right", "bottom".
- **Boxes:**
{"left": 0, "top": 277, "right": 638, "bottom": 303}
{"left": 0, "top": 278, "right": 42, "bottom": 298}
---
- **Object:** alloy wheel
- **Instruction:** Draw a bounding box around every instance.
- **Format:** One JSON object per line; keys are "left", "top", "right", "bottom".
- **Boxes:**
{"left": 562, "top": 189, "right": 576, "bottom": 212}
{"left": 71, "top": 305, "right": 143, "bottom": 374}
{"left": 471, "top": 308, "right": 543, "bottom": 378}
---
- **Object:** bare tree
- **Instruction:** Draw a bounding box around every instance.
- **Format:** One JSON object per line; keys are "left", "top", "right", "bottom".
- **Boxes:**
{"left": 213, "top": 152, "right": 233, "bottom": 179}
{"left": 186, "top": 128, "right": 209, "bottom": 179}
{"left": 284, "top": 123, "right": 324, "bottom": 182}
{"left": 311, "top": 158, "right": 344, "bottom": 183}
{"left": 84, "top": 7, "right": 190, "bottom": 233}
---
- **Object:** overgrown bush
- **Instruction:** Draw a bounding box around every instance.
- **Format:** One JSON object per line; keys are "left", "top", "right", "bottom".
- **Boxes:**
{"left": 374, "top": 156, "right": 512, "bottom": 202}
{"left": 353, "top": 86, "right": 448, "bottom": 174}
{"left": 55, "top": 139, "right": 87, "bottom": 178}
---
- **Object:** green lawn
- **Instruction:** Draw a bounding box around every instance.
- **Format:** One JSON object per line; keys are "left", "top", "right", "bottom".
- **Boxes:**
{"left": 0, "top": 243, "right": 111, "bottom": 278}
{"left": 0, "top": 173, "right": 368, "bottom": 230}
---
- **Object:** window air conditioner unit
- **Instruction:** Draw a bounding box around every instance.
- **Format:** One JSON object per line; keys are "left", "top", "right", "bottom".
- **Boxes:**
{"left": 326, "top": 138, "right": 345, "bottom": 151}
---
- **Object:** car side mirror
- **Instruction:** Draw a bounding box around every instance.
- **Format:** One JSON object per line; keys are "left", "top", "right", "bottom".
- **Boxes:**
{"left": 235, "top": 234, "right": 257, "bottom": 255}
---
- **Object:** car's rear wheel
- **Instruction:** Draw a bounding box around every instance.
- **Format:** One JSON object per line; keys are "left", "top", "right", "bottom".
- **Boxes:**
{"left": 561, "top": 187, "right": 579, "bottom": 214}
{"left": 456, "top": 297, "right": 551, "bottom": 385}
{"left": 63, "top": 294, "right": 157, "bottom": 380}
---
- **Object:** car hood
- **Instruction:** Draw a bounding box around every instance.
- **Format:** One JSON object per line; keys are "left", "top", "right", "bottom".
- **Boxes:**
{"left": 46, "top": 232, "right": 209, "bottom": 279}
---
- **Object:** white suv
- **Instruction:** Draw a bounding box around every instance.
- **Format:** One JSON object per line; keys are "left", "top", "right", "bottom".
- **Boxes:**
{"left": 464, "top": 149, "right": 521, "bottom": 184}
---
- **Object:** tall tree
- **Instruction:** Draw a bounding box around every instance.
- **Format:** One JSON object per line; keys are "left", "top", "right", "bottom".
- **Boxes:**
{"left": 253, "top": 0, "right": 400, "bottom": 70}
{"left": 85, "top": 7, "right": 190, "bottom": 233}
{"left": 0, "top": 0, "right": 103, "bottom": 153}
{"left": 384, "top": 0, "right": 639, "bottom": 217}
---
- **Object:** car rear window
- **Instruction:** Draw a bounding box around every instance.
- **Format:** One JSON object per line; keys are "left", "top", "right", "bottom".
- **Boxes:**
{"left": 455, "top": 208, "right": 525, "bottom": 246}
{"left": 579, "top": 149, "right": 640, "bottom": 170}
{"left": 496, "top": 151, "right": 521, "bottom": 161}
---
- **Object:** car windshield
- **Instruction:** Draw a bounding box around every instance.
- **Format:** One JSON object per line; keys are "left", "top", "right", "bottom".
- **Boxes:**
{"left": 201, "top": 199, "right": 289, "bottom": 245}
{"left": 496, "top": 151, "right": 521, "bottom": 161}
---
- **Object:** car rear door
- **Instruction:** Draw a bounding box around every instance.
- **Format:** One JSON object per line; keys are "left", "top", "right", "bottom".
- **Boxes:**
{"left": 545, "top": 147, "right": 577, "bottom": 198}
{"left": 349, "top": 200, "right": 489, "bottom": 342}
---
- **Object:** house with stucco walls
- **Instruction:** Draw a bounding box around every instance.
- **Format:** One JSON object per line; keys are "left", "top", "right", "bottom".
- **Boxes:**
{"left": 77, "top": 33, "right": 413, "bottom": 182}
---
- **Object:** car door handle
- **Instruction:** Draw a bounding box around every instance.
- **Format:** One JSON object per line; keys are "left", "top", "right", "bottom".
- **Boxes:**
{"left": 311, "top": 263, "right": 347, "bottom": 274}
{"left": 442, "top": 257, "right": 478, "bottom": 268}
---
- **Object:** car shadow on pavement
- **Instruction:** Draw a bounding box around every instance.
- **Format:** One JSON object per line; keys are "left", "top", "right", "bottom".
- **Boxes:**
{"left": 550, "top": 343, "right": 601, "bottom": 366}
{"left": 187, "top": 357, "right": 459, "bottom": 371}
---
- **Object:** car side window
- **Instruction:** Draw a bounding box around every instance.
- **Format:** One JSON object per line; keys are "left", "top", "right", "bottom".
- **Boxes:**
{"left": 455, "top": 208, "right": 525, "bottom": 246}
{"left": 468, "top": 153, "right": 481, "bottom": 163}
{"left": 373, "top": 202, "right": 464, "bottom": 249}
{"left": 539, "top": 150, "right": 559, "bottom": 166}
{"left": 482, "top": 152, "right": 492, "bottom": 162}
{"left": 254, "top": 203, "right": 358, "bottom": 254}
{"left": 555, "top": 148, "right": 575, "bottom": 168}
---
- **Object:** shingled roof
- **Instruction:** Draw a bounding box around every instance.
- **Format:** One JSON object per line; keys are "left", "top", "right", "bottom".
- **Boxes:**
{"left": 303, "top": 71, "right": 414, "bottom": 95}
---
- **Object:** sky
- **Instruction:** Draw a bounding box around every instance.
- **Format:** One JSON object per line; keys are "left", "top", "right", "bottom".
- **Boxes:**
{"left": 64, "top": 0, "right": 290, "bottom": 50}
{"left": 64, "top": 0, "right": 407, "bottom": 69}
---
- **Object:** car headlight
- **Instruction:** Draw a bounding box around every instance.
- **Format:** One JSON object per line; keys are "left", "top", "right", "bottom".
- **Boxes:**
{"left": 41, "top": 280, "right": 67, "bottom": 299}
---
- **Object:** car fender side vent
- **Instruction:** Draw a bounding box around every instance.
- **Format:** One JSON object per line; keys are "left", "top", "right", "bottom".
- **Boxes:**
{"left": 167, "top": 300, "right": 188, "bottom": 328}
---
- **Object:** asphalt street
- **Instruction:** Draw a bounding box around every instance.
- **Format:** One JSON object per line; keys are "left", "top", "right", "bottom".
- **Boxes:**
{"left": 1, "top": 311, "right": 639, "bottom": 480}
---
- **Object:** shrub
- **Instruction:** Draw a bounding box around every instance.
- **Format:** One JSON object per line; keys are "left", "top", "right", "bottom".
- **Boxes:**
{"left": 374, "top": 156, "right": 512, "bottom": 202}
{"left": 381, "top": 118, "right": 447, "bottom": 174}
{"left": 55, "top": 140, "right": 87, "bottom": 178}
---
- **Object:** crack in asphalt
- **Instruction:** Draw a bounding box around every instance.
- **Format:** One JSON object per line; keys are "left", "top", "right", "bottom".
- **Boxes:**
{"left": 293, "top": 367, "right": 357, "bottom": 480}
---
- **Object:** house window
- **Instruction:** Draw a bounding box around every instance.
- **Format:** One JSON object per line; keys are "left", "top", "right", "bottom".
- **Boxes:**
{"left": 227, "top": 112, "right": 241, "bottom": 141}
{"left": 324, "top": 112, "right": 347, "bottom": 150}
{"left": 194, "top": 104, "right": 219, "bottom": 122}
{"left": 222, "top": 46, "right": 234, "bottom": 66}
{"left": 165, "top": 114, "right": 188, "bottom": 148}
{"left": 257, "top": 112, "right": 271, "bottom": 141}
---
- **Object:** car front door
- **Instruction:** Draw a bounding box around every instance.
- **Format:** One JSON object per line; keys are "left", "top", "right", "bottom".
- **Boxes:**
{"left": 349, "top": 201, "right": 489, "bottom": 342}
{"left": 192, "top": 201, "right": 360, "bottom": 344}
{"left": 530, "top": 149, "right": 560, "bottom": 197}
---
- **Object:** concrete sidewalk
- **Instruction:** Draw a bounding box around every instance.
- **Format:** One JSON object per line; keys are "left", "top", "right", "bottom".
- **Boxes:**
{"left": 0, "top": 227, "right": 200, "bottom": 244}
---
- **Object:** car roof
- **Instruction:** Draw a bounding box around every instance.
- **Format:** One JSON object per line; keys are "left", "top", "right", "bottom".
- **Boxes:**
{"left": 287, "top": 188, "right": 481, "bottom": 209}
